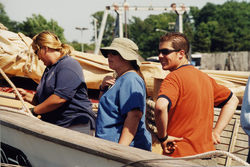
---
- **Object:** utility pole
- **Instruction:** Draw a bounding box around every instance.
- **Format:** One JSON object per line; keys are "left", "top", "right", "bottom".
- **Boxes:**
{"left": 75, "top": 27, "right": 88, "bottom": 52}
{"left": 124, "top": 1, "right": 128, "bottom": 38}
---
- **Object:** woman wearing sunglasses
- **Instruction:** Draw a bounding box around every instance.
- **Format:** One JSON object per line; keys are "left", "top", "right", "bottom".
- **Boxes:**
{"left": 14, "top": 31, "right": 96, "bottom": 135}
{"left": 95, "top": 38, "right": 152, "bottom": 151}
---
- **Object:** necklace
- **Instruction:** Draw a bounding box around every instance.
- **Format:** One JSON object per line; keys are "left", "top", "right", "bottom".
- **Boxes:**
{"left": 116, "top": 67, "right": 135, "bottom": 79}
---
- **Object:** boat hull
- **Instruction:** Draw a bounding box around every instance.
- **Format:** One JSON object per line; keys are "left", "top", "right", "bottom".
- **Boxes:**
{"left": 0, "top": 110, "right": 196, "bottom": 167}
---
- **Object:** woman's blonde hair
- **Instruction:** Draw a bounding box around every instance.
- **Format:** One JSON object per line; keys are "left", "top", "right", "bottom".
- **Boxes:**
{"left": 31, "top": 31, "right": 74, "bottom": 57}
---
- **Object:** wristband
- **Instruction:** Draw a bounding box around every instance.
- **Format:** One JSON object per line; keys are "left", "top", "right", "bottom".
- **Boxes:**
{"left": 30, "top": 107, "right": 38, "bottom": 117}
{"left": 157, "top": 134, "right": 168, "bottom": 143}
{"left": 99, "top": 85, "right": 107, "bottom": 92}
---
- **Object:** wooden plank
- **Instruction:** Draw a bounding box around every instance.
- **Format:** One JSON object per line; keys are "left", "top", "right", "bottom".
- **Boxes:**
{"left": 236, "top": 133, "right": 248, "bottom": 141}
{"left": 217, "top": 157, "right": 226, "bottom": 166}
{"left": 231, "top": 160, "right": 247, "bottom": 166}
{"left": 0, "top": 96, "right": 34, "bottom": 109}
{"left": 234, "top": 148, "right": 248, "bottom": 156}
{"left": 0, "top": 91, "right": 15, "bottom": 98}
{"left": 221, "top": 130, "right": 233, "bottom": 138}
{"left": 238, "top": 127, "right": 247, "bottom": 134}
{"left": 233, "top": 153, "right": 248, "bottom": 161}
{"left": 235, "top": 140, "right": 249, "bottom": 148}
{"left": 233, "top": 147, "right": 249, "bottom": 155}
{"left": 215, "top": 144, "right": 230, "bottom": 151}
{"left": 226, "top": 118, "right": 240, "bottom": 166}
{"left": 219, "top": 137, "right": 231, "bottom": 145}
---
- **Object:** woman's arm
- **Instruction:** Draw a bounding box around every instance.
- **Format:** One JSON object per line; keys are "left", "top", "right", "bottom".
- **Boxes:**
{"left": 13, "top": 88, "right": 38, "bottom": 105}
{"left": 119, "top": 108, "right": 142, "bottom": 146}
{"left": 99, "top": 76, "right": 116, "bottom": 99}
{"left": 33, "top": 94, "right": 67, "bottom": 115}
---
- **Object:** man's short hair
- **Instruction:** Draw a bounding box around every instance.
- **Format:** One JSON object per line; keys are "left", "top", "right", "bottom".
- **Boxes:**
{"left": 159, "top": 32, "right": 190, "bottom": 59}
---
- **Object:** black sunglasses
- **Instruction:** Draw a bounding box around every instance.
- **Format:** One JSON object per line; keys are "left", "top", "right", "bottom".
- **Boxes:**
{"left": 158, "top": 49, "right": 181, "bottom": 55}
{"left": 108, "top": 50, "right": 120, "bottom": 56}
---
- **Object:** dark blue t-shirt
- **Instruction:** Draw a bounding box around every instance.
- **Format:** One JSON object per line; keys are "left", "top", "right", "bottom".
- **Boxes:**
{"left": 36, "top": 55, "right": 96, "bottom": 128}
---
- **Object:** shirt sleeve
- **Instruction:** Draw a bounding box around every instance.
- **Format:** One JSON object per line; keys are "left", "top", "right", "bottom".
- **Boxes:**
{"left": 211, "top": 77, "right": 232, "bottom": 107}
{"left": 158, "top": 73, "right": 179, "bottom": 111}
{"left": 118, "top": 75, "right": 146, "bottom": 116}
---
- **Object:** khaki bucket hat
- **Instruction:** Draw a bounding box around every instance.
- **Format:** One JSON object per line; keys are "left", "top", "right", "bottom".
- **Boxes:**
{"left": 100, "top": 38, "right": 141, "bottom": 67}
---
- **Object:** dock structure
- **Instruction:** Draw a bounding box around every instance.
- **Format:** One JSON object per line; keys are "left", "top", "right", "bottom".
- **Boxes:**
{"left": 214, "top": 108, "right": 249, "bottom": 166}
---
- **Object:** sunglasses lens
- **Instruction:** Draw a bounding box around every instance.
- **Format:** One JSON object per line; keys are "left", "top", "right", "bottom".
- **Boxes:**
{"left": 162, "top": 49, "right": 169, "bottom": 55}
{"left": 158, "top": 49, "right": 170, "bottom": 55}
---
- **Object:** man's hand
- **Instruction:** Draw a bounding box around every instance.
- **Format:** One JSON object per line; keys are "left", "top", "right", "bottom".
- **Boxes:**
{"left": 212, "top": 130, "right": 221, "bottom": 145}
{"left": 160, "top": 135, "right": 183, "bottom": 154}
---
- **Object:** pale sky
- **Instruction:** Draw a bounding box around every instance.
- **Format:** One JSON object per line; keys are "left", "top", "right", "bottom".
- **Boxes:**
{"left": 1, "top": 0, "right": 236, "bottom": 44}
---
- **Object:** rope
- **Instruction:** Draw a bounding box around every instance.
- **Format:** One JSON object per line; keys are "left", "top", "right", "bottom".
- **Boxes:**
{"left": 20, "top": 49, "right": 35, "bottom": 73}
{"left": 0, "top": 67, "right": 36, "bottom": 118}
{"left": 122, "top": 150, "right": 250, "bottom": 166}
{"left": 0, "top": 106, "right": 36, "bottom": 118}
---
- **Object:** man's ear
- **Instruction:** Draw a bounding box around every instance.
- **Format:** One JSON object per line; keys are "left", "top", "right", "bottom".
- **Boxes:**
{"left": 178, "top": 50, "right": 185, "bottom": 60}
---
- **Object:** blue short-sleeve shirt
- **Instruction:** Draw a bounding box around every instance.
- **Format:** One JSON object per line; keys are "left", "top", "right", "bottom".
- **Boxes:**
{"left": 95, "top": 72, "right": 152, "bottom": 151}
{"left": 36, "top": 55, "right": 96, "bottom": 128}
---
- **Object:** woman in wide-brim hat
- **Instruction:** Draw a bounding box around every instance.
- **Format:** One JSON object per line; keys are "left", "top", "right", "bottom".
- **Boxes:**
{"left": 95, "top": 38, "right": 152, "bottom": 151}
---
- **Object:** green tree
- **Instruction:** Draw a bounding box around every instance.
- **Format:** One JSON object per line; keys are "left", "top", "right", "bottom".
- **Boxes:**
{"left": 192, "top": 1, "right": 250, "bottom": 53}
{"left": 18, "top": 14, "right": 66, "bottom": 43}
{"left": 127, "top": 12, "right": 194, "bottom": 60}
{"left": 193, "top": 22, "right": 211, "bottom": 52}
{"left": 0, "top": 3, "right": 19, "bottom": 32}
{"left": 69, "top": 40, "right": 95, "bottom": 52}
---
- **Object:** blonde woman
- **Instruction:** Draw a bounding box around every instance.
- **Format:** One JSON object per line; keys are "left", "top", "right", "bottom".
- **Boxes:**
{"left": 15, "top": 31, "right": 96, "bottom": 135}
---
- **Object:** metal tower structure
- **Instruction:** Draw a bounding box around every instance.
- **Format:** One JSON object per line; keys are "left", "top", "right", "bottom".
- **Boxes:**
{"left": 94, "top": 3, "right": 190, "bottom": 55}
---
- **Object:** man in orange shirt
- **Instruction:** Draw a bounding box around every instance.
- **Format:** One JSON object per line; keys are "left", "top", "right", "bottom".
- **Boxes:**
{"left": 154, "top": 32, "right": 239, "bottom": 166}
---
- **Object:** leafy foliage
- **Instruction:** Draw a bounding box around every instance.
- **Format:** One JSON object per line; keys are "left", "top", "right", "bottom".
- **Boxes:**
{"left": 192, "top": 0, "right": 250, "bottom": 52}
{"left": 70, "top": 40, "right": 95, "bottom": 52}
{"left": 128, "top": 13, "right": 178, "bottom": 59}
{"left": 0, "top": 3, "right": 19, "bottom": 32}
{"left": 18, "top": 14, "right": 66, "bottom": 43}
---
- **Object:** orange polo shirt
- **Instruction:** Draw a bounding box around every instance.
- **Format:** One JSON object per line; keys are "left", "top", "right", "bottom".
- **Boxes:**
{"left": 158, "top": 65, "right": 232, "bottom": 157}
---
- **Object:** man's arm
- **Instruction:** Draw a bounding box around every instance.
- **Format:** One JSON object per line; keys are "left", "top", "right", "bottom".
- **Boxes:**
{"left": 213, "top": 94, "right": 239, "bottom": 144}
{"left": 155, "top": 97, "right": 169, "bottom": 139}
{"left": 154, "top": 97, "right": 182, "bottom": 153}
